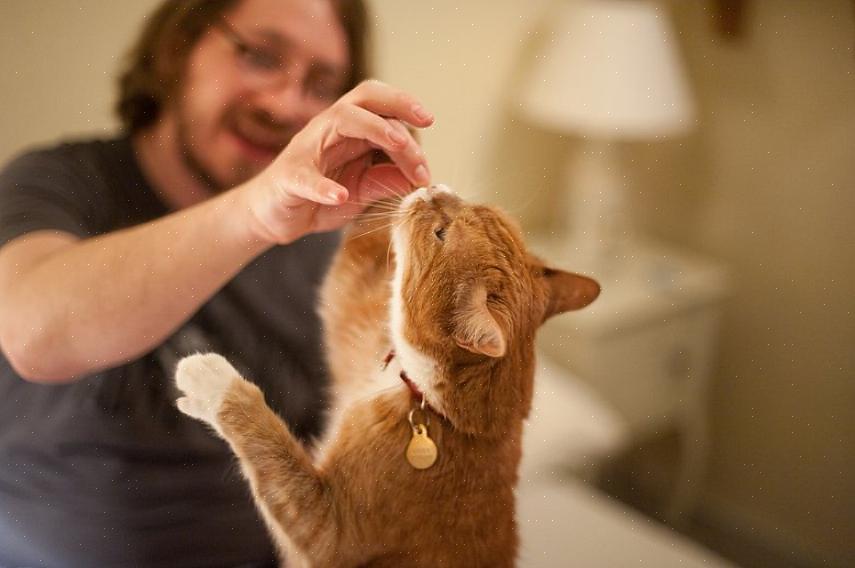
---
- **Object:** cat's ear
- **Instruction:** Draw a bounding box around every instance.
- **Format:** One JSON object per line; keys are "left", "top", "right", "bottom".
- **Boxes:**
{"left": 540, "top": 266, "right": 600, "bottom": 321}
{"left": 453, "top": 285, "right": 507, "bottom": 358}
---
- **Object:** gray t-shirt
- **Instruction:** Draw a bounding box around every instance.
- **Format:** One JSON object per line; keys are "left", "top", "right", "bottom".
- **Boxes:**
{"left": 0, "top": 137, "right": 338, "bottom": 567}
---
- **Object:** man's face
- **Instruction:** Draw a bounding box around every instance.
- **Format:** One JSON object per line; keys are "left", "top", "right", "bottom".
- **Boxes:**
{"left": 171, "top": 0, "right": 350, "bottom": 191}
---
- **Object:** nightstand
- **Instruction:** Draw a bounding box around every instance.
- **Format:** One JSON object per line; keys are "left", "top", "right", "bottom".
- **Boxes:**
{"left": 534, "top": 237, "right": 731, "bottom": 520}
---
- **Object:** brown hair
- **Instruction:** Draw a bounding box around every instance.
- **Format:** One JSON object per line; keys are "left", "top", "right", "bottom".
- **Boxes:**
{"left": 116, "top": 0, "right": 371, "bottom": 133}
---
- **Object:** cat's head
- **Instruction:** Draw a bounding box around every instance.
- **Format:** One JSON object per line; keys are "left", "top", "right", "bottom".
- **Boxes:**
{"left": 390, "top": 185, "right": 599, "bottom": 435}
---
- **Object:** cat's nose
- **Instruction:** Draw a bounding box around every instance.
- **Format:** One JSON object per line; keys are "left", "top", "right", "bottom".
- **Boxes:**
{"left": 400, "top": 184, "right": 456, "bottom": 210}
{"left": 425, "top": 184, "right": 453, "bottom": 200}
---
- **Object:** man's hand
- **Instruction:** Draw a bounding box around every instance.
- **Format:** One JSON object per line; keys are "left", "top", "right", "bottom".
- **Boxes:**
{"left": 243, "top": 80, "right": 434, "bottom": 245}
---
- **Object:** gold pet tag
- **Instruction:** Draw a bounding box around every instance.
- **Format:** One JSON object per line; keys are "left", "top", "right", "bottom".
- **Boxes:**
{"left": 406, "top": 424, "right": 438, "bottom": 469}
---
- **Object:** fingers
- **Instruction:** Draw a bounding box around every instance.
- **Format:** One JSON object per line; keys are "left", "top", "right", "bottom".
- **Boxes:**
{"left": 330, "top": 106, "right": 430, "bottom": 187}
{"left": 342, "top": 79, "right": 434, "bottom": 129}
{"left": 327, "top": 80, "right": 434, "bottom": 187}
{"left": 332, "top": 105, "right": 404, "bottom": 150}
{"left": 314, "top": 165, "right": 411, "bottom": 230}
{"left": 283, "top": 168, "right": 350, "bottom": 206}
{"left": 371, "top": 118, "right": 430, "bottom": 187}
{"left": 255, "top": 80, "right": 434, "bottom": 243}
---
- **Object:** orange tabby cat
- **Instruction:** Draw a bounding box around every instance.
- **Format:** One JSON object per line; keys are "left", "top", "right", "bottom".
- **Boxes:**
{"left": 174, "top": 185, "right": 599, "bottom": 567}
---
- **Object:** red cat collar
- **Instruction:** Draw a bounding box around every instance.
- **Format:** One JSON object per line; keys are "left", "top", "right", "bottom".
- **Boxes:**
{"left": 383, "top": 350, "right": 432, "bottom": 410}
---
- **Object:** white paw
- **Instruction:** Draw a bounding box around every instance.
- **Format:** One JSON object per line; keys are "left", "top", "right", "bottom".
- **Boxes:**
{"left": 174, "top": 353, "right": 241, "bottom": 428}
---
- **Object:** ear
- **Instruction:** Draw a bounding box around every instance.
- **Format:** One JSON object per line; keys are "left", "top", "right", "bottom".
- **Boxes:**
{"left": 541, "top": 267, "right": 600, "bottom": 320}
{"left": 453, "top": 285, "right": 507, "bottom": 358}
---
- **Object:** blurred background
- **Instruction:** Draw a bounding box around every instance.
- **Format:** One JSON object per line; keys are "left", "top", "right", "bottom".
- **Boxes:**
{"left": 1, "top": 1, "right": 852, "bottom": 566}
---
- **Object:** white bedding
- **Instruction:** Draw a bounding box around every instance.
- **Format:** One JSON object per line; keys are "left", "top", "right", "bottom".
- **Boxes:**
{"left": 516, "top": 354, "right": 733, "bottom": 567}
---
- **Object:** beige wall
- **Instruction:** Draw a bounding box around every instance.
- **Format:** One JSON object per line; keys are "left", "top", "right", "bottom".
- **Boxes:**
{"left": 0, "top": 1, "right": 159, "bottom": 162}
{"left": 723, "top": 1, "right": 851, "bottom": 561}
{"left": 1, "top": 0, "right": 852, "bottom": 565}
{"left": 369, "top": 0, "right": 557, "bottom": 205}
{"left": 637, "top": 2, "right": 854, "bottom": 564}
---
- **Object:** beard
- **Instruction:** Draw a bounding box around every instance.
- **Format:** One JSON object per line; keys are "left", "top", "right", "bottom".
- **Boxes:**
{"left": 175, "top": 100, "right": 301, "bottom": 194}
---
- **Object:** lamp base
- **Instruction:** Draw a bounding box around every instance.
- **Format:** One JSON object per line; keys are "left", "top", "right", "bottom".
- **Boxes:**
{"left": 560, "top": 140, "right": 632, "bottom": 279}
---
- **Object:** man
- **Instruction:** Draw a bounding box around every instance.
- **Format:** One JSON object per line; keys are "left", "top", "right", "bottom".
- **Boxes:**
{"left": 0, "top": 0, "right": 433, "bottom": 565}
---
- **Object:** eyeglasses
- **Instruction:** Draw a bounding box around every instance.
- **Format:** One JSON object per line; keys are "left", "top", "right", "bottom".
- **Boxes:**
{"left": 214, "top": 19, "right": 345, "bottom": 102}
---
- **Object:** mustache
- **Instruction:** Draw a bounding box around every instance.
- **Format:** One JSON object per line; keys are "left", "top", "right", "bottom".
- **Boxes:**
{"left": 226, "top": 107, "right": 301, "bottom": 150}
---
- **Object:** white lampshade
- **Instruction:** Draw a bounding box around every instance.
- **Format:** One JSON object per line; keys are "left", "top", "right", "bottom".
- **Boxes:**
{"left": 522, "top": 0, "right": 696, "bottom": 140}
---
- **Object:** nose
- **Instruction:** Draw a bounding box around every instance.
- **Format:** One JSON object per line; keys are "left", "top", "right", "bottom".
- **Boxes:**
{"left": 409, "top": 184, "right": 457, "bottom": 204}
{"left": 428, "top": 184, "right": 453, "bottom": 196}
{"left": 250, "top": 79, "right": 319, "bottom": 128}
{"left": 418, "top": 185, "right": 445, "bottom": 202}
{"left": 424, "top": 184, "right": 458, "bottom": 204}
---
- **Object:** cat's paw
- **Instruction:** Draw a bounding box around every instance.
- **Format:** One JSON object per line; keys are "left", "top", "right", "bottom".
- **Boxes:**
{"left": 174, "top": 353, "right": 241, "bottom": 428}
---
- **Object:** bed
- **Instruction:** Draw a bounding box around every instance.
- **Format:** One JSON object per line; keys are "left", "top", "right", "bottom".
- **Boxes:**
{"left": 516, "top": 354, "right": 734, "bottom": 567}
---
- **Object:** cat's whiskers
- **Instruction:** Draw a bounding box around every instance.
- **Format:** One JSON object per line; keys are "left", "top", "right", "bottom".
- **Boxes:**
{"left": 364, "top": 180, "right": 416, "bottom": 206}
{"left": 370, "top": 178, "right": 411, "bottom": 200}
{"left": 356, "top": 201, "right": 398, "bottom": 212}
{"left": 385, "top": 213, "right": 409, "bottom": 272}
{"left": 362, "top": 177, "right": 411, "bottom": 200}
{"left": 353, "top": 209, "right": 404, "bottom": 220}
{"left": 329, "top": 208, "right": 401, "bottom": 221}
{"left": 351, "top": 197, "right": 403, "bottom": 210}
{"left": 350, "top": 220, "right": 401, "bottom": 241}
{"left": 347, "top": 197, "right": 404, "bottom": 215}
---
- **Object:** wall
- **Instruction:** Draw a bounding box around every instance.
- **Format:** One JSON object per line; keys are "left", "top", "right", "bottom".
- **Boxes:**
{"left": 658, "top": 2, "right": 854, "bottom": 564}
{"left": 0, "top": 1, "right": 159, "bottom": 162}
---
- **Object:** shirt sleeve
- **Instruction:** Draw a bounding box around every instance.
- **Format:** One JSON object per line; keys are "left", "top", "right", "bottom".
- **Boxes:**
{"left": 0, "top": 146, "right": 94, "bottom": 249}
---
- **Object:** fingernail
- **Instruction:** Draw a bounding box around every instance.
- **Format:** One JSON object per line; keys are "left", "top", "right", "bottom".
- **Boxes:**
{"left": 412, "top": 104, "right": 434, "bottom": 123}
{"left": 388, "top": 128, "right": 407, "bottom": 146}
{"left": 414, "top": 164, "right": 430, "bottom": 186}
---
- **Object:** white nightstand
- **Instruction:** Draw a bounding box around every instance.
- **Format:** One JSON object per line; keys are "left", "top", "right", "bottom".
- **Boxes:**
{"left": 534, "top": 237, "right": 730, "bottom": 519}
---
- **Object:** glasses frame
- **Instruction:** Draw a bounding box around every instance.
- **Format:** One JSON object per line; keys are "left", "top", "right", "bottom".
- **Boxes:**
{"left": 213, "top": 19, "right": 344, "bottom": 102}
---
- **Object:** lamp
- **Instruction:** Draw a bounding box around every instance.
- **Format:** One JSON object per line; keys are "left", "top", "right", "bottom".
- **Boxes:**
{"left": 521, "top": 0, "right": 696, "bottom": 277}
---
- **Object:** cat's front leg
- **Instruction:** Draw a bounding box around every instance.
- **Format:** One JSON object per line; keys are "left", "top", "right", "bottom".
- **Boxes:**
{"left": 174, "top": 352, "right": 241, "bottom": 436}
{"left": 174, "top": 354, "right": 340, "bottom": 564}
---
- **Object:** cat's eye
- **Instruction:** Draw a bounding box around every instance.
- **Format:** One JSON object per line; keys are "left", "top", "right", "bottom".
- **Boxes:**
{"left": 434, "top": 227, "right": 447, "bottom": 241}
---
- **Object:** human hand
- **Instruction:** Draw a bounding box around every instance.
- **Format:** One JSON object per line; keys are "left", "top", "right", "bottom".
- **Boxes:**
{"left": 243, "top": 80, "right": 434, "bottom": 245}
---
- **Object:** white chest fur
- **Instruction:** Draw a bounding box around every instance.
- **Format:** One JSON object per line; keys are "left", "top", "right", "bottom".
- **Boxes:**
{"left": 313, "top": 354, "right": 404, "bottom": 465}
